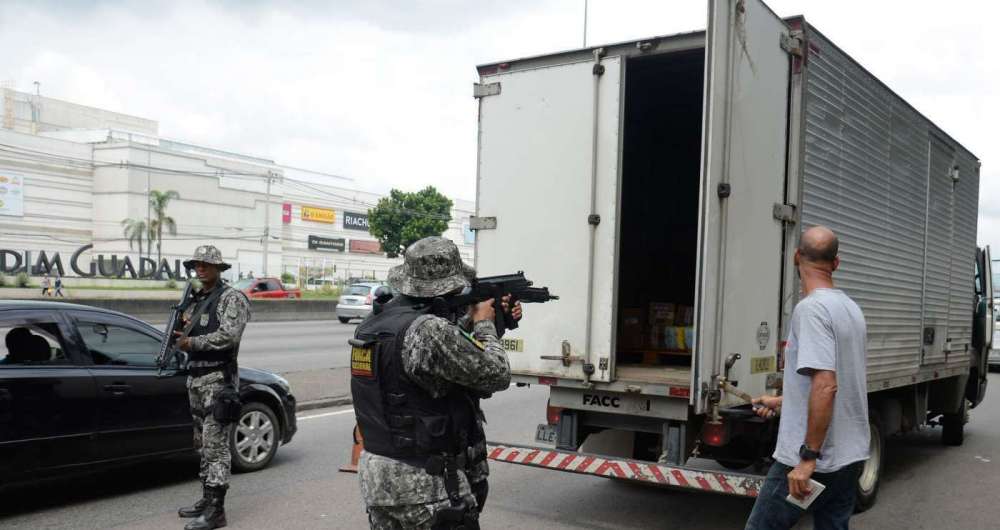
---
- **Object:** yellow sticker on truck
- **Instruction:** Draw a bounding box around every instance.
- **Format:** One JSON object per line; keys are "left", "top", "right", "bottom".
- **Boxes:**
{"left": 750, "top": 355, "right": 776, "bottom": 374}
{"left": 501, "top": 338, "right": 524, "bottom": 352}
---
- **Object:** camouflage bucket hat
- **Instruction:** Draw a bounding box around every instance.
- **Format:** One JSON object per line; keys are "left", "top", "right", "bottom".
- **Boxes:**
{"left": 183, "top": 245, "right": 231, "bottom": 271}
{"left": 387, "top": 237, "right": 474, "bottom": 298}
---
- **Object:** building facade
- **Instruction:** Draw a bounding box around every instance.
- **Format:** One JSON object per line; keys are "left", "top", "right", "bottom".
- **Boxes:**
{"left": 0, "top": 89, "right": 474, "bottom": 286}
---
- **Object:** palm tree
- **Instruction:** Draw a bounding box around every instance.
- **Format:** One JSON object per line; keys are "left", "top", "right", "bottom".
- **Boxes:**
{"left": 121, "top": 218, "right": 148, "bottom": 258}
{"left": 149, "top": 190, "right": 180, "bottom": 265}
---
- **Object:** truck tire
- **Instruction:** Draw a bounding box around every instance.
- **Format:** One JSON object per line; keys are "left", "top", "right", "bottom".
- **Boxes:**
{"left": 855, "top": 412, "right": 884, "bottom": 513}
{"left": 942, "top": 398, "right": 967, "bottom": 446}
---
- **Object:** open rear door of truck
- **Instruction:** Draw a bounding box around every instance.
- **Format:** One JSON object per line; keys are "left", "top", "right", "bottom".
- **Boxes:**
{"left": 475, "top": 55, "right": 622, "bottom": 383}
{"left": 694, "top": 0, "right": 792, "bottom": 413}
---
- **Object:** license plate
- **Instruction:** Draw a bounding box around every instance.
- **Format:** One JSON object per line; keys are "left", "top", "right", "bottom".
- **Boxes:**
{"left": 535, "top": 423, "right": 558, "bottom": 444}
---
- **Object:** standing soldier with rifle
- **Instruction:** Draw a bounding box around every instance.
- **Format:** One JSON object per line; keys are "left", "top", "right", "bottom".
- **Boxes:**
{"left": 169, "top": 245, "right": 251, "bottom": 530}
{"left": 352, "top": 236, "right": 527, "bottom": 529}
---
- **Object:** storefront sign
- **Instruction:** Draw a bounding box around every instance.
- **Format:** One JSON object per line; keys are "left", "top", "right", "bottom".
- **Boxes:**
{"left": 343, "top": 211, "right": 370, "bottom": 231}
{"left": 0, "top": 173, "right": 25, "bottom": 217}
{"left": 0, "top": 244, "right": 189, "bottom": 280}
{"left": 282, "top": 203, "right": 292, "bottom": 224}
{"left": 308, "top": 235, "right": 346, "bottom": 252}
{"left": 349, "top": 240, "right": 382, "bottom": 254}
{"left": 301, "top": 206, "right": 335, "bottom": 224}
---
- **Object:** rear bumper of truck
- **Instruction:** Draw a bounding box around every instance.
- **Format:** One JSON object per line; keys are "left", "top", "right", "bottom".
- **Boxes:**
{"left": 486, "top": 442, "right": 763, "bottom": 497}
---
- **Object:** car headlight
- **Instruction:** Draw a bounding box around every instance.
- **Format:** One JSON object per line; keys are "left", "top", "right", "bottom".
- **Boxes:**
{"left": 274, "top": 375, "right": 291, "bottom": 393}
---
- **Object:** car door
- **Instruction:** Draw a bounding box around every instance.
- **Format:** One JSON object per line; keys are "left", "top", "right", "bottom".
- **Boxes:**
{"left": 67, "top": 310, "right": 192, "bottom": 460}
{"left": 0, "top": 309, "right": 99, "bottom": 476}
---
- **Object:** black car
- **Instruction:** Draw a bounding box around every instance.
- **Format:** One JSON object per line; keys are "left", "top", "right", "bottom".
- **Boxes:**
{"left": 0, "top": 300, "right": 297, "bottom": 485}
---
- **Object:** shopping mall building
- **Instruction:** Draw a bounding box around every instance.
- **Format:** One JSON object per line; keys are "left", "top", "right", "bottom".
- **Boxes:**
{"left": 0, "top": 88, "right": 474, "bottom": 286}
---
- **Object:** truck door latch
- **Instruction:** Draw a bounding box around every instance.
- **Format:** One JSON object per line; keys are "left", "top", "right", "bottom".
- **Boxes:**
{"left": 541, "top": 340, "right": 586, "bottom": 367}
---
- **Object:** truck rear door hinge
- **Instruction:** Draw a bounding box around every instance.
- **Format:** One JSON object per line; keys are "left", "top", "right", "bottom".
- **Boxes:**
{"left": 779, "top": 31, "right": 804, "bottom": 57}
{"left": 772, "top": 203, "right": 797, "bottom": 224}
{"left": 473, "top": 82, "right": 501, "bottom": 98}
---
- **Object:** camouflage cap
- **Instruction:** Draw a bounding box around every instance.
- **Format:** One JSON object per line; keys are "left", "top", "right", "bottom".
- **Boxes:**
{"left": 387, "top": 236, "right": 474, "bottom": 298}
{"left": 183, "top": 245, "right": 231, "bottom": 271}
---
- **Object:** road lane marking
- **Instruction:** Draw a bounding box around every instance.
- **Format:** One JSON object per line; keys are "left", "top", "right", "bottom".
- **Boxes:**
{"left": 298, "top": 408, "right": 355, "bottom": 421}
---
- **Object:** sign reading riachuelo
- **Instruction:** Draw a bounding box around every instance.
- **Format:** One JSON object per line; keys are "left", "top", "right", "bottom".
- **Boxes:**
{"left": 0, "top": 244, "right": 194, "bottom": 280}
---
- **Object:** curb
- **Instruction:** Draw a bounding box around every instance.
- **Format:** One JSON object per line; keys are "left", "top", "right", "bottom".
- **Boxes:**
{"left": 295, "top": 395, "right": 353, "bottom": 412}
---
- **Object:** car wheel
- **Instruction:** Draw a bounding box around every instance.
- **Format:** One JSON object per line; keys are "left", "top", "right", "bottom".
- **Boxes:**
{"left": 855, "top": 412, "right": 884, "bottom": 512}
{"left": 231, "top": 402, "right": 281, "bottom": 473}
{"left": 338, "top": 317, "right": 351, "bottom": 324}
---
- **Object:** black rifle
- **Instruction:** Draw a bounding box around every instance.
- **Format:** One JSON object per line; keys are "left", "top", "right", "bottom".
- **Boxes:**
{"left": 446, "top": 271, "right": 558, "bottom": 338}
{"left": 155, "top": 280, "right": 195, "bottom": 376}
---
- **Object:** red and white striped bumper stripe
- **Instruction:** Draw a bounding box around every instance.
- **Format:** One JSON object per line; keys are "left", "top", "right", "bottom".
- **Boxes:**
{"left": 486, "top": 443, "right": 763, "bottom": 497}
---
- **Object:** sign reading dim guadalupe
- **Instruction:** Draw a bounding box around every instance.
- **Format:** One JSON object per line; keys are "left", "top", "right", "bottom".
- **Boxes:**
{"left": 0, "top": 173, "right": 25, "bottom": 217}
{"left": 301, "top": 205, "right": 335, "bottom": 224}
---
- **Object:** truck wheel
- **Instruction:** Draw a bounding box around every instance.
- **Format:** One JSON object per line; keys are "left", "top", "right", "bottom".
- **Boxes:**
{"left": 338, "top": 317, "right": 351, "bottom": 324}
{"left": 942, "top": 399, "right": 967, "bottom": 446}
{"left": 855, "top": 413, "right": 884, "bottom": 513}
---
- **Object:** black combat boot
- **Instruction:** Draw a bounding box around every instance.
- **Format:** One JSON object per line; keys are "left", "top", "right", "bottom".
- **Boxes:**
{"left": 178, "top": 483, "right": 210, "bottom": 518}
{"left": 184, "top": 485, "right": 227, "bottom": 530}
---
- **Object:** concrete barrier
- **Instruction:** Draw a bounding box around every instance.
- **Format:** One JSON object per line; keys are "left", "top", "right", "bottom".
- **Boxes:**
{"left": 56, "top": 298, "right": 338, "bottom": 324}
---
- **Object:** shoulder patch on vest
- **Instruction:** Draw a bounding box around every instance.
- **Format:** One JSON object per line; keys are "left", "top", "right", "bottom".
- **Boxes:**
{"left": 460, "top": 329, "right": 485, "bottom": 351}
{"left": 351, "top": 344, "right": 375, "bottom": 378}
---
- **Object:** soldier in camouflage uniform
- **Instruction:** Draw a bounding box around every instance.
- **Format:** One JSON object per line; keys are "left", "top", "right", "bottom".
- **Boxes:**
{"left": 352, "top": 236, "right": 521, "bottom": 530}
{"left": 174, "top": 246, "right": 252, "bottom": 530}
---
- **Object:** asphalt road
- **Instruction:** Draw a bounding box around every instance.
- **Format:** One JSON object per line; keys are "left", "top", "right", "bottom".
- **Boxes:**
{"left": 3, "top": 374, "right": 1000, "bottom": 529}
{"left": 239, "top": 319, "right": 357, "bottom": 373}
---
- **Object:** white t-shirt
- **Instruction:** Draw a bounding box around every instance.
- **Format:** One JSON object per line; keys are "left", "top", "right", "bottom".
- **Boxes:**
{"left": 773, "top": 288, "right": 870, "bottom": 472}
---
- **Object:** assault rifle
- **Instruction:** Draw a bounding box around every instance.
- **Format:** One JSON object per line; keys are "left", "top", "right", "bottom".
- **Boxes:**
{"left": 446, "top": 271, "right": 558, "bottom": 338}
{"left": 155, "top": 280, "right": 195, "bottom": 376}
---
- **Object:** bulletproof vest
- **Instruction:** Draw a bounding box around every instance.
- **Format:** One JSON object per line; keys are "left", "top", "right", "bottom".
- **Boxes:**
{"left": 187, "top": 284, "right": 239, "bottom": 364}
{"left": 350, "top": 297, "right": 484, "bottom": 461}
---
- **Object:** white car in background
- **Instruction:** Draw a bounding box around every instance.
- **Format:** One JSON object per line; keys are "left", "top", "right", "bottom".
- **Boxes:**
{"left": 335, "top": 282, "right": 385, "bottom": 323}
{"left": 991, "top": 315, "right": 1000, "bottom": 371}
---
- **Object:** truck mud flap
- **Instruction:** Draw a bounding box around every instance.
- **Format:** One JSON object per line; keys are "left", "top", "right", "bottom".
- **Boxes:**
{"left": 486, "top": 442, "right": 763, "bottom": 497}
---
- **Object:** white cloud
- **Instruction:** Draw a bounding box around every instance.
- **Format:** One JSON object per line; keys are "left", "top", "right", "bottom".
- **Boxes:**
{"left": 1, "top": 0, "right": 997, "bottom": 246}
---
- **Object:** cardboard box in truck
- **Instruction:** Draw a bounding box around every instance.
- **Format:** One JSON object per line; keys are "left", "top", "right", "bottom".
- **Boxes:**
{"left": 475, "top": 0, "right": 992, "bottom": 510}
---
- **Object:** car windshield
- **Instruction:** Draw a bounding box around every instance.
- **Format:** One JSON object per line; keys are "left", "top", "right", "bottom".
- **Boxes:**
{"left": 234, "top": 279, "right": 254, "bottom": 290}
{"left": 345, "top": 285, "right": 372, "bottom": 296}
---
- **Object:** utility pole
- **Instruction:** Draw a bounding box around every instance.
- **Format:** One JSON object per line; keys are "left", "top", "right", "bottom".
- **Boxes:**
{"left": 583, "top": 0, "right": 588, "bottom": 47}
{"left": 262, "top": 170, "right": 278, "bottom": 276}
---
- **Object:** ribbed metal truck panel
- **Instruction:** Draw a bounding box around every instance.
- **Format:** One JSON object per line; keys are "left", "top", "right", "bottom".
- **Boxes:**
{"left": 798, "top": 26, "right": 980, "bottom": 386}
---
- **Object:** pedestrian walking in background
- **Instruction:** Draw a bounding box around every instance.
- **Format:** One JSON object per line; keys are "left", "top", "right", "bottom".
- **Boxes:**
{"left": 41, "top": 275, "right": 51, "bottom": 296}
{"left": 745, "top": 226, "right": 870, "bottom": 530}
{"left": 52, "top": 274, "right": 64, "bottom": 297}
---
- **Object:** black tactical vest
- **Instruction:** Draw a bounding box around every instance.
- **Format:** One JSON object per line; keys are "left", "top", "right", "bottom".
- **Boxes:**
{"left": 187, "top": 284, "right": 239, "bottom": 364}
{"left": 351, "top": 297, "right": 483, "bottom": 462}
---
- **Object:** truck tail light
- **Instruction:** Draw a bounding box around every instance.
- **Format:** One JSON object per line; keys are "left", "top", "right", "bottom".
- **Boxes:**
{"left": 546, "top": 401, "right": 563, "bottom": 425}
{"left": 702, "top": 421, "right": 728, "bottom": 447}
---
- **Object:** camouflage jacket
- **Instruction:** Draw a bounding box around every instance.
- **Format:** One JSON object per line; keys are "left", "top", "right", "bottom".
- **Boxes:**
{"left": 185, "top": 284, "right": 251, "bottom": 368}
{"left": 359, "top": 316, "right": 510, "bottom": 507}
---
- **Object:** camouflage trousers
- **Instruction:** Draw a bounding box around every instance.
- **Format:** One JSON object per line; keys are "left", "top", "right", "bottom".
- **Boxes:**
{"left": 367, "top": 481, "right": 487, "bottom": 530}
{"left": 188, "top": 371, "right": 235, "bottom": 488}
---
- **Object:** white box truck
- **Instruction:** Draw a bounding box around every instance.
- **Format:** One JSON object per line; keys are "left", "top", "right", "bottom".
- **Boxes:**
{"left": 475, "top": 0, "right": 993, "bottom": 511}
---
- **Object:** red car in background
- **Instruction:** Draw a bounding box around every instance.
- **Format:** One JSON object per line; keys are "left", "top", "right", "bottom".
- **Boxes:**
{"left": 234, "top": 278, "right": 302, "bottom": 299}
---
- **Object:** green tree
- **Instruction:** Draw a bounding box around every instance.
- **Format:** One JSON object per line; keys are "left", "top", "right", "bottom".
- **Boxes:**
{"left": 121, "top": 217, "right": 148, "bottom": 258}
{"left": 149, "top": 190, "right": 180, "bottom": 265}
{"left": 368, "top": 186, "right": 452, "bottom": 258}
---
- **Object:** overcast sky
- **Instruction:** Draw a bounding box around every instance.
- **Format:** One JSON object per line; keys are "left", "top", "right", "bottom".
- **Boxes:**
{"left": 1, "top": 1, "right": 997, "bottom": 245}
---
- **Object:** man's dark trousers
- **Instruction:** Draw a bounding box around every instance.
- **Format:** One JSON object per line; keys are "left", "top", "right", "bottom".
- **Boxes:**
{"left": 745, "top": 461, "right": 864, "bottom": 530}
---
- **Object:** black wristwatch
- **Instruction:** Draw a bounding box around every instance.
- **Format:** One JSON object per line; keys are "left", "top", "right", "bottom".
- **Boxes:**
{"left": 799, "top": 444, "right": 821, "bottom": 461}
